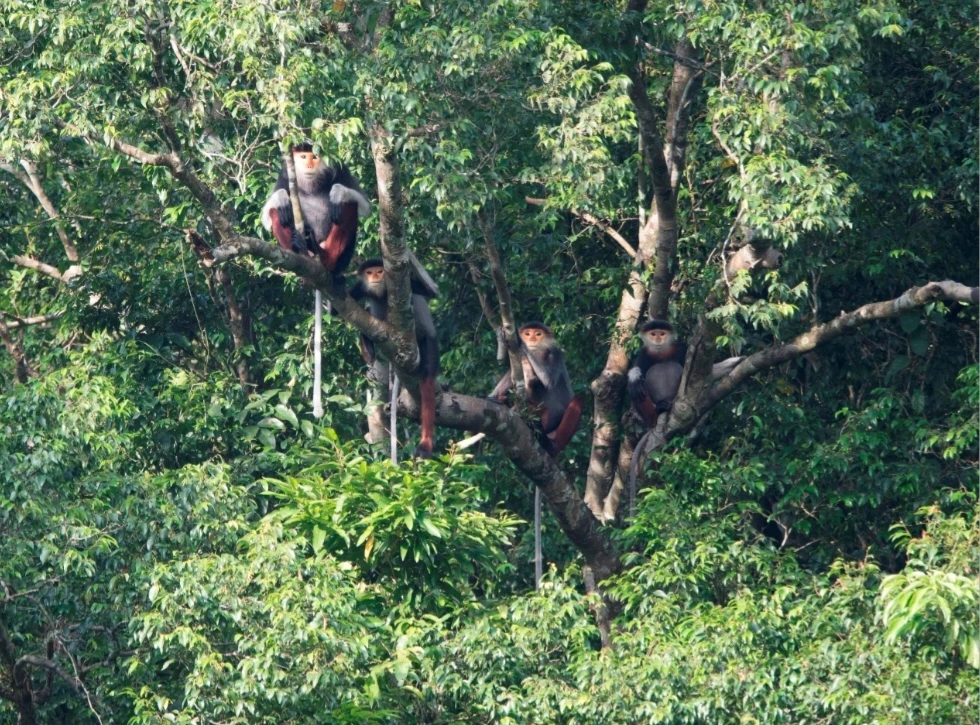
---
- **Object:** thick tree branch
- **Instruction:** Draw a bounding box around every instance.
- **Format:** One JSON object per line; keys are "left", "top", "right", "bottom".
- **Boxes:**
{"left": 645, "top": 38, "right": 699, "bottom": 320}
{"left": 9, "top": 255, "right": 67, "bottom": 283}
{"left": 694, "top": 280, "right": 980, "bottom": 417}
{"left": 397, "top": 389, "right": 621, "bottom": 581}
{"left": 4, "top": 312, "right": 64, "bottom": 329}
{"left": 480, "top": 212, "right": 523, "bottom": 385}
{"left": 369, "top": 132, "right": 415, "bottom": 342}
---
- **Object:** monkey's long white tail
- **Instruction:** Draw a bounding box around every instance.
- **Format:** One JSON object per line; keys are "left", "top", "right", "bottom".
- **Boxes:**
{"left": 313, "top": 290, "right": 323, "bottom": 419}
{"left": 534, "top": 487, "right": 542, "bottom": 590}
{"left": 390, "top": 368, "right": 400, "bottom": 464}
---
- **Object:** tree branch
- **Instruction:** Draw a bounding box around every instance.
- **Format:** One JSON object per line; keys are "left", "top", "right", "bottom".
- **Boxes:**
{"left": 102, "top": 137, "right": 239, "bottom": 240}
{"left": 695, "top": 280, "right": 980, "bottom": 416}
{"left": 397, "top": 389, "right": 621, "bottom": 581}
{"left": 17, "top": 161, "right": 80, "bottom": 262}
{"left": 4, "top": 311, "right": 64, "bottom": 329}
{"left": 480, "top": 211, "right": 523, "bottom": 385}
{"left": 9, "top": 255, "right": 67, "bottom": 283}
{"left": 525, "top": 197, "right": 637, "bottom": 257}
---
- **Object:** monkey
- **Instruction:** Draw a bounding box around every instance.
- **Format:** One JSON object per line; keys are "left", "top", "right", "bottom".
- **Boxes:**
{"left": 261, "top": 143, "right": 371, "bottom": 286}
{"left": 627, "top": 319, "right": 744, "bottom": 505}
{"left": 628, "top": 319, "right": 685, "bottom": 427}
{"left": 351, "top": 258, "right": 440, "bottom": 459}
{"left": 488, "top": 322, "right": 583, "bottom": 457}
{"left": 628, "top": 319, "right": 745, "bottom": 427}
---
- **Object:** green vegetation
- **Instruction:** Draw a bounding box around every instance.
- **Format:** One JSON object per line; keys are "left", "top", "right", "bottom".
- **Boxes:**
{"left": 0, "top": 0, "right": 976, "bottom": 722}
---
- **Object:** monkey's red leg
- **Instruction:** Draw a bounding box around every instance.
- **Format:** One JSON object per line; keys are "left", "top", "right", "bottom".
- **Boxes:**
{"left": 415, "top": 377, "right": 436, "bottom": 459}
{"left": 319, "top": 202, "right": 358, "bottom": 272}
{"left": 635, "top": 395, "right": 659, "bottom": 427}
{"left": 545, "top": 395, "right": 584, "bottom": 457}
{"left": 269, "top": 208, "right": 294, "bottom": 252}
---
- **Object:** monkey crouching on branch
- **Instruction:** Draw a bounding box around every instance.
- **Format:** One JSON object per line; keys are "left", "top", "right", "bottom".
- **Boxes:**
{"left": 352, "top": 259, "right": 440, "bottom": 458}
{"left": 261, "top": 143, "right": 371, "bottom": 285}
{"left": 489, "top": 322, "right": 583, "bottom": 457}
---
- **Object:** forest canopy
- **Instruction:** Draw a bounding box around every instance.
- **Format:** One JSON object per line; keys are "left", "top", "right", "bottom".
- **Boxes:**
{"left": 0, "top": 0, "right": 977, "bottom": 722}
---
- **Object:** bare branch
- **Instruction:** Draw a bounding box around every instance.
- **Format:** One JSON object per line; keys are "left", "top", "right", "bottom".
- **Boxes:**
{"left": 17, "top": 160, "right": 80, "bottom": 262}
{"left": 4, "top": 311, "right": 64, "bottom": 329}
{"left": 526, "top": 197, "right": 636, "bottom": 257}
{"left": 699, "top": 280, "right": 980, "bottom": 413}
{"left": 9, "top": 255, "right": 66, "bottom": 282}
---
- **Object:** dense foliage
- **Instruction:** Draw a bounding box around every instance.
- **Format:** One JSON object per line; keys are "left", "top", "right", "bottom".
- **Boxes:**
{"left": 0, "top": 0, "right": 976, "bottom": 722}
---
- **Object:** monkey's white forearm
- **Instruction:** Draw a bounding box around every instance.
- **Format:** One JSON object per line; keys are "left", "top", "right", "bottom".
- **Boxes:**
{"left": 261, "top": 188, "right": 290, "bottom": 230}
{"left": 329, "top": 184, "right": 372, "bottom": 216}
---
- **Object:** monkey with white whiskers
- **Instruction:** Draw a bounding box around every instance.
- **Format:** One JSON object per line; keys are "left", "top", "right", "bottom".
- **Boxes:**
{"left": 261, "top": 143, "right": 371, "bottom": 288}
{"left": 628, "top": 319, "right": 744, "bottom": 426}
{"left": 627, "top": 319, "right": 743, "bottom": 503}
{"left": 628, "top": 320, "right": 685, "bottom": 427}
{"left": 489, "top": 322, "right": 583, "bottom": 457}
{"left": 351, "top": 258, "right": 440, "bottom": 458}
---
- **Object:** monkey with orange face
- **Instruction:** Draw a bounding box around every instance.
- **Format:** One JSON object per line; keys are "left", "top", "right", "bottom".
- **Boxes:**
{"left": 351, "top": 259, "right": 440, "bottom": 458}
{"left": 261, "top": 143, "right": 371, "bottom": 286}
{"left": 488, "top": 322, "right": 583, "bottom": 457}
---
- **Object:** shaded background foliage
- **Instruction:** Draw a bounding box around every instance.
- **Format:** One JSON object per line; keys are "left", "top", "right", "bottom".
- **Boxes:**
{"left": 0, "top": 0, "right": 976, "bottom": 722}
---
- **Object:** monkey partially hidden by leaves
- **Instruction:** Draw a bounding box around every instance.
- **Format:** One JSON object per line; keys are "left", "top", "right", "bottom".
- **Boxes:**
{"left": 488, "top": 322, "right": 583, "bottom": 457}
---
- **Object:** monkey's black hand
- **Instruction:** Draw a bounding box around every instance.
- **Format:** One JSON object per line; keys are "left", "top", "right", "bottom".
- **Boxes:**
{"left": 627, "top": 367, "right": 647, "bottom": 404}
{"left": 289, "top": 229, "right": 307, "bottom": 255}
{"left": 275, "top": 196, "right": 294, "bottom": 229}
{"left": 328, "top": 201, "right": 344, "bottom": 225}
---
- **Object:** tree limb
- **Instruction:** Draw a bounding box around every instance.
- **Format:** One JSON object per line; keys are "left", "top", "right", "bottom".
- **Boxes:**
{"left": 480, "top": 211, "right": 523, "bottom": 385}
{"left": 397, "top": 389, "right": 621, "bottom": 581}
{"left": 4, "top": 311, "right": 64, "bottom": 329}
{"left": 9, "top": 255, "right": 68, "bottom": 283}
{"left": 525, "top": 197, "right": 637, "bottom": 257}
{"left": 696, "top": 280, "right": 980, "bottom": 415}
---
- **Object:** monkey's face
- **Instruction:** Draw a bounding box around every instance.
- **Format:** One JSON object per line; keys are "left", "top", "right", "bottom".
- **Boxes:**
{"left": 361, "top": 265, "right": 385, "bottom": 295}
{"left": 293, "top": 150, "right": 323, "bottom": 182}
{"left": 642, "top": 328, "right": 676, "bottom": 354}
{"left": 520, "top": 326, "right": 552, "bottom": 351}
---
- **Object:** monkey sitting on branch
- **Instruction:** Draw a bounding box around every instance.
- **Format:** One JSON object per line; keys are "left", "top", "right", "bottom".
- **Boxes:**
{"left": 351, "top": 258, "right": 440, "bottom": 459}
{"left": 261, "top": 143, "right": 371, "bottom": 288}
{"left": 627, "top": 319, "right": 742, "bottom": 427}
{"left": 626, "top": 319, "right": 743, "bottom": 505}
{"left": 488, "top": 322, "right": 583, "bottom": 458}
